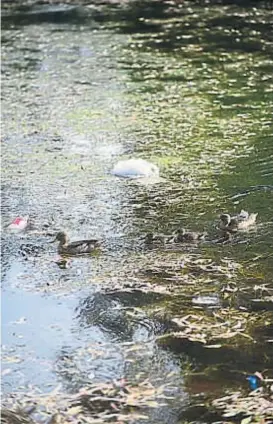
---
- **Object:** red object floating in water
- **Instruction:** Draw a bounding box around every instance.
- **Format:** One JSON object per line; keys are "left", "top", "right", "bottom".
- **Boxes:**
{"left": 12, "top": 217, "right": 24, "bottom": 225}
{"left": 7, "top": 215, "right": 29, "bottom": 231}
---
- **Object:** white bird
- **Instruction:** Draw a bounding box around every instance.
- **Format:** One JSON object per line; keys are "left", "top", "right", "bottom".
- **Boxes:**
{"left": 111, "top": 158, "right": 159, "bottom": 178}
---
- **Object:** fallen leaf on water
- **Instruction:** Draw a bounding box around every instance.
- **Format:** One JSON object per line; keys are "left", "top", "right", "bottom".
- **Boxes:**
{"left": 2, "top": 368, "right": 12, "bottom": 376}
{"left": 67, "top": 406, "right": 82, "bottom": 415}
{"left": 3, "top": 356, "right": 22, "bottom": 363}
{"left": 12, "top": 317, "right": 27, "bottom": 325}
{"left": 144, "top": 400, "right": 159, "bottom": 408}
{"left": 125, "top": 344, "right": 144, "bottom": 353}
{"left": 240, "top": 417, "right": 253, "bottom": 424}
{"left": 205, "top": 344, "right": 222, "bottom": 348}
{"left": 166, "top": 371, "right": 177, "bottom": 378}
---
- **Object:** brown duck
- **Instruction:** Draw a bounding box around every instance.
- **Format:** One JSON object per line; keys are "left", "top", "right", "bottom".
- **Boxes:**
{"left": 144, "top": 232, "right": 172, "bottom": 245}
{"left": 51, "top": 231, "right": 100, "bottom": 255}
{"left": 173, "top": 228, "right": 206, "bottom": 242}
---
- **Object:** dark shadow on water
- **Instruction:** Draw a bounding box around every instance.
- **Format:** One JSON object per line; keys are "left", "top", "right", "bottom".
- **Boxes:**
{"left": 112, "top": 0, "right": 273, "bottom": 55}
{"left": 2, "top": 0, "right": 272, "bottom": 56}
{"left": 159, "top": 334, "right": 273, "bottom": 372}
{"left": 1, "top": 4, "right": 89, "bottom": 27}
{"left": 75, "top": 291, "right": 167, "bottom": 342}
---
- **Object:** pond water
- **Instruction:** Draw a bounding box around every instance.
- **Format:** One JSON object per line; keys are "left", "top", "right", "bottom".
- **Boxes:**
{"left": 1, "top": 1, "right": 273, "bottom": 422}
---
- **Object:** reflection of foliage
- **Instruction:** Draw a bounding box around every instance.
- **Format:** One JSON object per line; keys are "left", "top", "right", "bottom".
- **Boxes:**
{"left": 76, "top": 292, "right": 138, "bottom": 342}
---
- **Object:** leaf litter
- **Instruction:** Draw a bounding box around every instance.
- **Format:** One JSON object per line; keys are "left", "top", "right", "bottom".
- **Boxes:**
{"left": 2, "top": 375, "right": 174, "bottom": 423}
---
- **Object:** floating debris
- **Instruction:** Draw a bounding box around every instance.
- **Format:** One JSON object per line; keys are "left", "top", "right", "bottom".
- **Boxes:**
{"left": 2, "top": 376, "right": 173, "bottom": 423}
{"left": 111, "top": 158, "right": 159, "bottom": 178}
{"left": 6, "top": 216, "right": 30, "bottom": 232}
{"left": 212, "top": 388, "right": 273, "bottom": 421}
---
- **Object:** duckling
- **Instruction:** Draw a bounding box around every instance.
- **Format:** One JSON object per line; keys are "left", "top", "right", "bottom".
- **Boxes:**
{"left": 51, "top": 231, "right": 100, "bottom": 255}
{"left": 213, "top": 231, "right": 233, "bottom": 244}
{"left": 144, "top": 232, "right": 171, "bottom": 245}
{"left": 219, "top": 210, "right": 258, "bottom": 233}
{"left": 173, "top": 228, "right": 206, "bottom": 243}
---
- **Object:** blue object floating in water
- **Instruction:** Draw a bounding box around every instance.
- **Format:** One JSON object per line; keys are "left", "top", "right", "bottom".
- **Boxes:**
{"left": 247, "top": 375, "right": 260, "bottom": 390}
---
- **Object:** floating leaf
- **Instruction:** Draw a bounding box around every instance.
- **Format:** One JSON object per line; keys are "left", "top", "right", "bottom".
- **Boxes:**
{"left": 67, "top": 406, "right": 82, "bottom": 415}
{"left": 2, "top": 369, "right": 12, "bottom": 376}
{"left": 241, "top": 417, "right": 253, "bottom": 424}
{"left": 3, "top": 356, "right": 21, "bottom": 364}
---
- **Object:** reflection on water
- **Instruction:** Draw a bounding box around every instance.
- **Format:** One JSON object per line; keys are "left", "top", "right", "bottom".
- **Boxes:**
{"left": 1, "top": 1, "right": 273, "bottom": 422}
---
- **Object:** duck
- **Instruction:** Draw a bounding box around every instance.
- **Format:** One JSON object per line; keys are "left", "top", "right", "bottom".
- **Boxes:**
{"left": 213, "top": 232, "right": 233, "bottom": 244}
{"left": 144, "top": 232, "right": 172, "bottom": 245}
{"left": 173, "top": 228, "right": 207, "bottom": 243}
{"left": 51, "top": 231, "right": 100, "bottom": 255}
{"left": 219, "top": 210, "right": 258, "bottom": 233}
{"left": 111, "top": 158, "right": 159, "bottom": 178}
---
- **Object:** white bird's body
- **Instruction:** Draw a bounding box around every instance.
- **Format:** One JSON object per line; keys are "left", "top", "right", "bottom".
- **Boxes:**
{"left": 112, "top": 159, "right": 159, "bottom": 178}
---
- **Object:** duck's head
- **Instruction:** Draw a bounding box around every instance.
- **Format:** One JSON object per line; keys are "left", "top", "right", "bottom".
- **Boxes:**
{"left": 220, "top": 214, "right": 231, "bottom": 226}
{"left": 51, "top": 231, "right": 69, "bottom": 245}
{"left": 176, "top": 228, "right": 186, "bottom": 235}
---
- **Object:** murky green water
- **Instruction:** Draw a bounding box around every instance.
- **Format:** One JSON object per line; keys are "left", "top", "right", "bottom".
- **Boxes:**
{"left": 1, "top": 2, "right": 273, "bottom": 422}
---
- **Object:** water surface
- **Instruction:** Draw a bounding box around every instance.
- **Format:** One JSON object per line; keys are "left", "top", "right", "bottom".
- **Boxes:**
{"left": 1, "top": 1, "right": 273, "bottom": 422}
